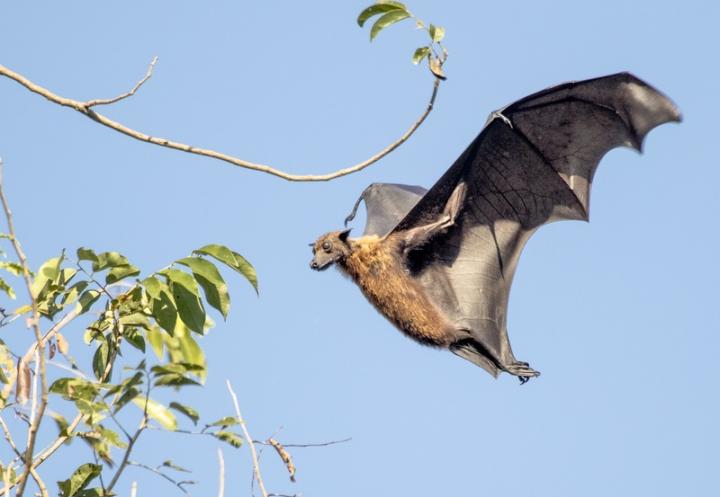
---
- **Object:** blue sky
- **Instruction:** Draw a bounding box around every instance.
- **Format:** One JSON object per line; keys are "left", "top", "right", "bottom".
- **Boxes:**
{"left": 1, "top": 1, "right": 718, "bottom": 496}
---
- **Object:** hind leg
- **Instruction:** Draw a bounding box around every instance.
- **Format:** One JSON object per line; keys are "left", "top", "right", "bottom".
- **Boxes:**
{"left": 503, "top": 361, "right": 541, "bottom": 384}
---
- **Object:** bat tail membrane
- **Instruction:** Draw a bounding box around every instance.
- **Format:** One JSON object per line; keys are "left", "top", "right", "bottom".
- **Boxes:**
{"left": 450, "top": 327, "right": 541, "bottom": 382}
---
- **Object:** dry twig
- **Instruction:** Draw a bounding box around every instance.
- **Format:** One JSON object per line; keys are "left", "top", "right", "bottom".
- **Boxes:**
{"left": 217, "top": 448, "right": 225, "bottom": 497}
{"left": 0, "top": 415, "right": 48, "bottom": 497}
{"left": 0, "top": 159, "right": 47, "bottom": 497}
{"left": 226, "top": 380, "right": 268, "bottom": 497}
{"left": 0, "top": 61, "right": 441, "bottom": 181}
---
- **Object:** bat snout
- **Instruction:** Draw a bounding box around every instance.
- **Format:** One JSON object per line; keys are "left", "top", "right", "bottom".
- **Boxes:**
{"left": 310, "top": 257, "right": 333, "bottom": 271}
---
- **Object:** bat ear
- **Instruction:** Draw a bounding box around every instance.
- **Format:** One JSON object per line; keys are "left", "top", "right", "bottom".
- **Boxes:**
{"left": 339, "top": 228, "right": 352, "bottom": 244}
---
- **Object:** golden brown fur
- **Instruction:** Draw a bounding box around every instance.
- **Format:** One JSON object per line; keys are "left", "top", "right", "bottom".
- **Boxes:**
{"left": 337, "top": 234, "right": 455, "bottom": 347}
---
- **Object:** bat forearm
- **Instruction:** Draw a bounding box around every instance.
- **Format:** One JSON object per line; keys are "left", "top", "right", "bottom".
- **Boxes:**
{"left": 401, "top": 182, "right": 466, "bottom": 250}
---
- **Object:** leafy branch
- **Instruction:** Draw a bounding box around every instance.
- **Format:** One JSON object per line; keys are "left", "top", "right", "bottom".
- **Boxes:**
{"left": 358, "top": 1, "right": 448, "bottom": 79}
{"left": 0, "top": 3, "right": 447, "bottom": 182}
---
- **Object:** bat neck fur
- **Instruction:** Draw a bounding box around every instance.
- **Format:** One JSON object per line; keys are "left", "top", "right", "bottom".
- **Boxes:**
{"left": 337, "top": 235, "right": 454, "bottom": 347}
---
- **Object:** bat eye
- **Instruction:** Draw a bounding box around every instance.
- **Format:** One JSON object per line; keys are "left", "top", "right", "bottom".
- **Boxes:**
{"left": 322, "top": 241, "right": 332, "bottom": 252}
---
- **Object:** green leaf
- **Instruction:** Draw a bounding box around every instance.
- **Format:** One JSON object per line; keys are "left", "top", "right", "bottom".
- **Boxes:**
{"left": 123, "top": 328, "right": 146, "bottom": 352}
{"left": 77, "top": 289, "right": 101, "bottom": 315}
{"left": 0, "top": 261, "right": 22, "bottom": 276}
{"left": 57, "top": 463, "right": 102, "bottom": 497}
{"left": 75, "top": 488, "right": 110, "bottom": 497}
{"left": 61, "top": 280, "right": 89, "bottom": 307}
{"left": 50, "top": 411, "right": 70, "bottom": 437}
{"left": 143, "top": 277, "right": 178, "bottom": 335}
{"left": 147, "top": 326, "right": 164, "bottom": 359}
{"left": 141, "top": 276, "right": 163, "bottom": 300}
{"left": 229, "top": 250, "right": 258, "bottom": 293}
{"left": 97, "top": 426, "right": 127, "bottom": 448}
{"left": 177, "top": 331, "right": 205, "bottom": 376}
{"left": 75, "top": 398, "right": 109, "bottom": 425}
{"left": 50, "top": 378, "right": 101, "bottom": 402}
{"left": 357, "top": 2, "right": 407, "bottom": 27}
{"left": 31, "top": 255, "right": 63, "bottom": 297}
{"left": 132, "top": 397, "right": 177, "bottom": 430}
{"left": 0, "top": 278, "right": 15, "bottom": 299}
{"left": 0, "top": 464, "right": 16, "bottom": 485}
{"left": 370, "top": 10, "right": 411, "bottom": 40}
{"left": 106, "top": 264, "right": 140, "bottom": 285}
{"left": 161, "top": 269, "right": 205, "bottom": 333}
{"left": 119, "top": 312, "right": 151, "bottom": 329}
{"left": 92, "top": 252, "right": 130, "bottom": 272}
{"left": 113, "top": 387, "right": 140, "bottom": 413}
{"left": 412, "top": 46, "right": 431, "bottom": 64}
{"left": 212, "top": 431, "right": 243, "bottom": 448}
{"left": 13, "top": 304, "right": 31, "bottom": 315}
{"left": 192, "top": 244, "right": 258, "bottom": 293}
{"left": 154, "top": 374, "right": 201, "bottom": 388}
{"left": 169, "top": 402, "right": 200, "bottom": 425}
{"left": 76, "top": 247, "right": 99, "bottom": 263}
{"left": 207, "top": 416, "right": 239, "bottom": 427}
{"left": 92, "top": 338, "right": 110, "bottom": 380}
{"left": 177, "top": 257, "right": 230, "bottom": 319}
{"left": 428, "top": 23, "right": 445, "bottom": 42}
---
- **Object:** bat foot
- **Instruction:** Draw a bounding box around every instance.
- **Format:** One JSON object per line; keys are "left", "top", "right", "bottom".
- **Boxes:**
{"left": 504, "top": 361, "right": 541, "bottom": 384}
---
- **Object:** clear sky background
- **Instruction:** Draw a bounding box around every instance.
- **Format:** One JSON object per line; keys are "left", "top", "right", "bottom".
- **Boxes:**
{"left": 1, "top": 1, "right": 718, "bottom": 496}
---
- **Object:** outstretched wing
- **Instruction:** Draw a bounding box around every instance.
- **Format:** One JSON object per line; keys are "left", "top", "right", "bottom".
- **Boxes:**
{"left": 394, "top": 72, "right": 681, "bottom": 372}
{"left": 345, "top": 183, "right": 427, "bottom": 237}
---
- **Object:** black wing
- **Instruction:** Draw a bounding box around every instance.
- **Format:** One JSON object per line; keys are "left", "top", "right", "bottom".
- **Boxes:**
{"left": 393, "top": 72, "right": 681, "bottom": 375}
{"left": 345, "top": 183, "right": 427, "bottom": 237}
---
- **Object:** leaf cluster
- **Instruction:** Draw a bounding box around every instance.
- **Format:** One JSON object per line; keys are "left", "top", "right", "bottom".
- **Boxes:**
{"left": 357, "top": 1, "right": 448, "bottom": 77}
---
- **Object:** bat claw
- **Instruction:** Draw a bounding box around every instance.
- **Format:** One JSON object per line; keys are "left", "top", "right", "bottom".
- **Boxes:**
{"left": 505, "top": 361, "right": 540, "bottom": 384}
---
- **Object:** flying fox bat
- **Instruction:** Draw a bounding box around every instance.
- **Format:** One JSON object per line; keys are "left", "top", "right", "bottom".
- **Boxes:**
{"left": 310, "top": 73, "right": 680, "bottom": 382}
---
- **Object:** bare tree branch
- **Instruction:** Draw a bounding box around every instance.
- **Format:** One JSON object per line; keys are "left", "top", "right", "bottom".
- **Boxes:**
{"left": 0, "top": 415, "right": 48, "bottom": 497}
{"left": 85, "top": 57, "right": 158, "bottom": 107}
{"left": 254, "top": 437, "right": 352, "bottom": 449}
{"left": 217, "top": 448, "right": 225, "bottom": 497}
{"left": 127, "top": 462, "right": 194, "bottom": 497}
{"left": 107, "top": 372, "right": 151, "bottom": 493}
{"left": 0, "top": 159, "right": 48, "bottom": 497}
{"left": 0, "top": 61, "right": 441, "bottom": 181}
{"left": 226, "top": 380, "right": 269, "bottom": 497}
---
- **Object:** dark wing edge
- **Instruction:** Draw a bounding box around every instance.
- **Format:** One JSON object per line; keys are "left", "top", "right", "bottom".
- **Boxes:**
{"left": 395, "top": 72, "right": 681, "bottom": 232}
{"left": 345, "top": 183, "right": 427, "bottom": 237}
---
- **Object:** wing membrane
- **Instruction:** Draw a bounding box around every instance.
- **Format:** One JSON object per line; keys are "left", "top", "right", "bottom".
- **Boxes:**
{"left": 397, "top": 72, "right": 680, "bottom": 369}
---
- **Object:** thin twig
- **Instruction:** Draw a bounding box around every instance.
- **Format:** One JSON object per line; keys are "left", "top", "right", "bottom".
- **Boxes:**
{"left": 217, "top": 448, "right": 225, "bottom": 497}
{"left": 0, "top": 415, "right": 48, "bottom": 497}
{"left": 254, "top": 437, "right": 352, "bottom": 448}
{"left": 127, "top": 462, "right": 194, "bottom": 497}
{"left": 85, "top": 57, "right": 158, "bottom": 107}
{"left": 106, "top": 372, "right": 151, "bottom": 493}
{"left": 20, "top": 305, "right": 82, "bottom": 372}
{"left": 226, "top": 380, "right": 269, "bottom": 497}
{"left": 0, "top": 62, "right": 441, "bottom": 181}
{"left": 0, "top": 159, "right": 47, "bottom": 497}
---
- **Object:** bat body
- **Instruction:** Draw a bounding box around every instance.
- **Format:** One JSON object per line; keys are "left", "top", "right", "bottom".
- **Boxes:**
{"left": 311, "top": 73, "right": 680, "bottom": 382}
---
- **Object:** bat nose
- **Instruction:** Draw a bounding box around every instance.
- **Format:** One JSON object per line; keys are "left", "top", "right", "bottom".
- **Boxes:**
{"left": 310, "top": 260, "right": 319, "bottom": 270}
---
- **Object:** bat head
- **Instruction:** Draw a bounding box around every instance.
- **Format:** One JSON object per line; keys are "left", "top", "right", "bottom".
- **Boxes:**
{"left": 309, "top": 229, "right": 352, "bottom": 271}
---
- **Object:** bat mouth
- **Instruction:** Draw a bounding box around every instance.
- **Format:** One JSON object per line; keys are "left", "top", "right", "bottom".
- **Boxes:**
{"left": 310, "top": 259, "right": 333, "bottom": 271}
